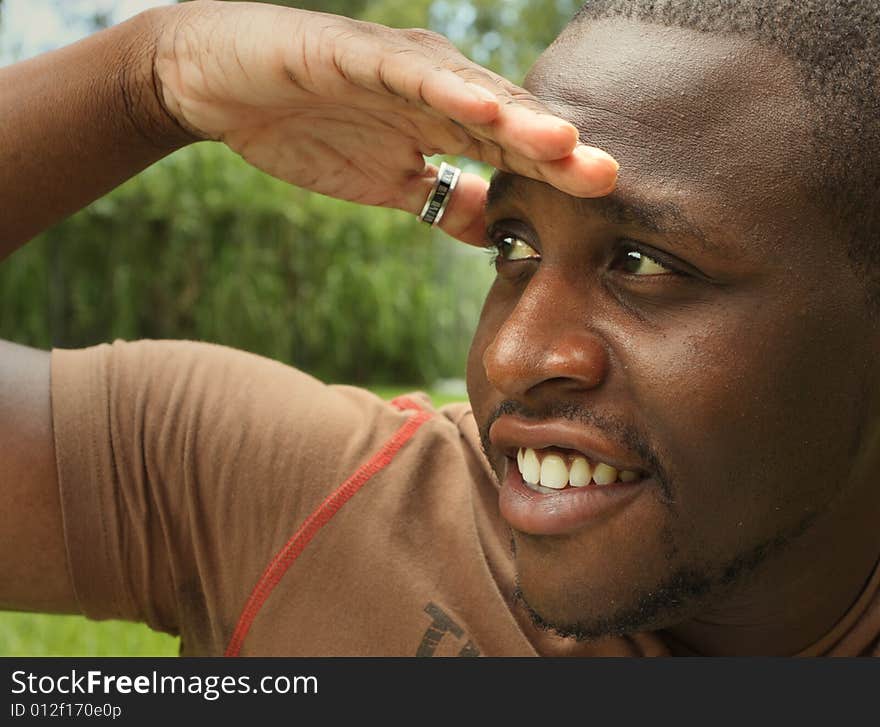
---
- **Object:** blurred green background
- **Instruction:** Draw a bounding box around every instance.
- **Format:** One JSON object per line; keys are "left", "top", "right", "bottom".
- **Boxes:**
{"left": 0, "top": 0, "right": 582, "bottom": 655}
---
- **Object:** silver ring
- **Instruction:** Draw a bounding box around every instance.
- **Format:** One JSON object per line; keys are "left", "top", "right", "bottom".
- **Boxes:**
{"left": 418, "top": 162, "right": 461, "bottom": 226}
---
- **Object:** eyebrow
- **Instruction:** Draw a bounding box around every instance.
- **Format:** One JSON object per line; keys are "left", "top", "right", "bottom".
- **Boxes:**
{"left": 486, "top": 173, "right": 718, "bottom": 253}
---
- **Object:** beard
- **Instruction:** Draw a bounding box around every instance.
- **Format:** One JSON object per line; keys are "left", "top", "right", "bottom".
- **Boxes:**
{"left": 513, "top": 558, "right": 713, "bottom": 642}
{"left": 476, "top": 399, "right": 822, "bottom": 647}
{"left": 510, "top": 509, "right": 818, "bottom": 644}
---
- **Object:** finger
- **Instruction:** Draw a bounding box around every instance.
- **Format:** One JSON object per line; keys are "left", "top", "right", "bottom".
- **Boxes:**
{"left": 373, "top": 51, "right": 583, "bottom": 164}
{"left": 438, "top": 173, "right": 489, "bottom": 245}
{"left": 396, "top": 166, "right": 489, "bottom": 247}
{"left": 482, "top": 102, "right": 583, "bottom": 161}
{"left": 433, "top": 81, "right": 620, "bottom": 187}
{"left": 474, "top": 141, "right": 619, "bottom": 198}
{"left": 438, "top": 68, "right": 584, "bottom": 160}
{"left": 348, "top": 26, "right": 496, "bottom": 126}
{"left": 422, "top": 75, "right": 583, "bottom": 162}
{"left": 340, "top": 28, "right": 593, "bottom": 167}
{"left": 537, "top": 144, "right": 620, "bottom": 198}
{"left": 359, "top": 46, "right": 502, "bottom": 126}
{"left": 351, "top": 38, "right": 603, "bottom": 174}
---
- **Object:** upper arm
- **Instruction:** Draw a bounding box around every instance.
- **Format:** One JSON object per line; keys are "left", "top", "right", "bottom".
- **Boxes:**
{"left": 0, "top": 339, "right": 77, "bottom": 613}
{"left": 1, "top": 337, "right": 413, "bottom": 650}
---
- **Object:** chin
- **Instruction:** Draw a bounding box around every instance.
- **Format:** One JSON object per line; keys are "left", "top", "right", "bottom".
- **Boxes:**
{"left": 517, "top": 582, "right": 670, "bottom": 641}
{"left": 512, "top": 533, "right": 713, "bottom": 641}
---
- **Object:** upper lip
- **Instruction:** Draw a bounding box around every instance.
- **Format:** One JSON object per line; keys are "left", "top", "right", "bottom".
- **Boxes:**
{"left": 489, "top": 415, "right": 650, "bottom": 475}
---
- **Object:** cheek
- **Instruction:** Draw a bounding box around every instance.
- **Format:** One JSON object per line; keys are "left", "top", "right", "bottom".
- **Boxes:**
{"left": 465, "top": 332, "right": 489, "bottom": 421}
{"left": 466, "top": 283, "right": 509, "bottom": 414}
{"left": 629, "top": 304, "right": 865, "bottom": 547}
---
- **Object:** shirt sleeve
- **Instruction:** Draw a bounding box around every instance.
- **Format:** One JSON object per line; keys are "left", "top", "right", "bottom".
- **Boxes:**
{"left": 50, "top": 339, "right": 409, "bottom": 651}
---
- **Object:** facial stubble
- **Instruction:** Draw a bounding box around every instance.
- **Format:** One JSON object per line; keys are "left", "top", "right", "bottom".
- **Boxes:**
{"left": 478, "top": 402, "right": 819, "bottom": 645}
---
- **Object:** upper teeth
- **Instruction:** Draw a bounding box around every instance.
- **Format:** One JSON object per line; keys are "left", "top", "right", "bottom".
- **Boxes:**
{"left": 515, "top": 447, "right": 639, "bottom": 490}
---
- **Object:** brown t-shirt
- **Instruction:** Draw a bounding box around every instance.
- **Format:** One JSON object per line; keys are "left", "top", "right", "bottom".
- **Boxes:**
{"left": 50, "top": 340, "right": 880, "bottom": 656}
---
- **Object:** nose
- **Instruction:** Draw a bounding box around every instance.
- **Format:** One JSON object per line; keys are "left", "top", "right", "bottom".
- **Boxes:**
{"left": 482, "top": 276, "right": 610, "bottom": 399}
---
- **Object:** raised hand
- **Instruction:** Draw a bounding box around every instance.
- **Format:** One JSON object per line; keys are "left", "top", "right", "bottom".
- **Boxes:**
{"left": 154, "top": 1, "right": 619, "bottom": 244}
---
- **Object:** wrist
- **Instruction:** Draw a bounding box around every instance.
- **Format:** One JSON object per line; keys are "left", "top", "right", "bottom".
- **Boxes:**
{"left": 116, "top": 5, "right": 201, "bottom": 151}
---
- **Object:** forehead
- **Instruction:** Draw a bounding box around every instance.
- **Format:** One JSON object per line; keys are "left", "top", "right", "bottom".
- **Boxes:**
{"left": 518, "top": 19, "right": 821, "bottom": 251}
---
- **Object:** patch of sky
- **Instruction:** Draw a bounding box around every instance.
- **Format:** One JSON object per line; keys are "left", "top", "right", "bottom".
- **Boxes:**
{"left": 0, "top": 0, "right": 170, "bottom": 64}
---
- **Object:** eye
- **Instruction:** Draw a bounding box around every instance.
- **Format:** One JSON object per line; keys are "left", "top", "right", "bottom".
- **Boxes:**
{"left": 489, "top": 233, "right": 540, "bottom": 264}
{"left": 499, "top": 235, "right": 540, "bottom": 261}
{"left": 614, "top": 249, "right": 672, "bottom": 276}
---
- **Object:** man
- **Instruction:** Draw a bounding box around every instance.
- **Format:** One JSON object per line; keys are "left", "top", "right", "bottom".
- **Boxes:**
{"left": 1, "top": 0, "right": 878, "bottom": 656}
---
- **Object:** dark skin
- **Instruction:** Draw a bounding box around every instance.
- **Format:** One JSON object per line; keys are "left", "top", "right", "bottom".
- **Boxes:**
{"left": 468, "top": 19, "right": 880, "bottom": 655}
{"left": 3, "top": 7, "right": 880, "bottom": 656}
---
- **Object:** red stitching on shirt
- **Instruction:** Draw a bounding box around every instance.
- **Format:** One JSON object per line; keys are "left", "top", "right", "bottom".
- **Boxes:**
{"left": 390, "top": 395, "right": 425, "bottom": 412}
{"left": 224, "top": 409, "right": 433, "bottom": 657}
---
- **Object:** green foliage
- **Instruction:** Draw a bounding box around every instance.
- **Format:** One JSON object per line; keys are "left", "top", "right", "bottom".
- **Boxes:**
{"left": 429, "top": 0, "right": 583, "bottom": 79}
{"left": 220, "top": 0, "right": 372, "bottom": 18}
{"left": 0, "top": 612, "right": 179, "bottom": 657}
{"left": 0, "top": 144, "right": 493, "bottom": 384}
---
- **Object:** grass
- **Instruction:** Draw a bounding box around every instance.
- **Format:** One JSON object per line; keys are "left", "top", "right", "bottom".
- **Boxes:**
{"left": 0, "top": 613, "right": 180, "bottom": 657}
{"left": 0, "top": 386, "right": 468, "bottom": 657}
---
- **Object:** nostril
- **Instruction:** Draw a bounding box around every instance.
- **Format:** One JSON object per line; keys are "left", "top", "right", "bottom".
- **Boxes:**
{"left": 484, "top": 341, "right": 609, "bottom": 396}
{"left": 482, "top": 311, "right": 610, "bottom": 396}
{"left": 541, "top": 376, "right": 579, "bottom": 387}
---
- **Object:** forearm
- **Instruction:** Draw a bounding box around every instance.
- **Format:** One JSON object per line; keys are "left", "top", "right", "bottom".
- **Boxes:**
{"left": 0, "top": 6, "right": 195, "bottom": 259}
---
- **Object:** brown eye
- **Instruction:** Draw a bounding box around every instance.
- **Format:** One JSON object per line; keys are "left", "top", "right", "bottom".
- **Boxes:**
{"left": 496, "top": 235, "right": 540, "bottom": 262}
{"left": 619, "top": 250, "right": 671, "bottom": 276}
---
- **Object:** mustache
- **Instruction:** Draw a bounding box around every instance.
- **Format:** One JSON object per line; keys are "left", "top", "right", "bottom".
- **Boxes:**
{"left": 478, "top": 399, "right": 674, "bottom": 504}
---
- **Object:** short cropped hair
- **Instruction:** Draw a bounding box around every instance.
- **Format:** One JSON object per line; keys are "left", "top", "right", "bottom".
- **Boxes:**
{"left": 571, "top": 1, "right": 880, "bottom": 300}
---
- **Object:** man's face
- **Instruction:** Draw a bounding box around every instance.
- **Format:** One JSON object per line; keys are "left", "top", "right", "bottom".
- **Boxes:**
{"left": 466, "top": 19, "right": 879, "bottom": 642}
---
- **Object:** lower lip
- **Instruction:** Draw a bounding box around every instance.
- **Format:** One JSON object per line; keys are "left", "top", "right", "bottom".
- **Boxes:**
{"left": 498, "top": 459, "right": 649, "bottom": 536}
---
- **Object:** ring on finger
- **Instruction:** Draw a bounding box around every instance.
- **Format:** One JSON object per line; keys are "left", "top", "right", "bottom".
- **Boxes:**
{"left": 418, "top": 162, "right": 462, "bottom": 226}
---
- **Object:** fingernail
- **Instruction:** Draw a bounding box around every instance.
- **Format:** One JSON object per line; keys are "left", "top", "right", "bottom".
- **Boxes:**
{"left": 573, "top": 145, "right": 619, "bottom": 196}
{"left": 576, "top": 144, "right": 620, "bottom": 173}
{"left": 465, "top": 82, "right": 498, "bottom": 104}
{"left": 559, "top": 121, "right": 580, "bottom": 142}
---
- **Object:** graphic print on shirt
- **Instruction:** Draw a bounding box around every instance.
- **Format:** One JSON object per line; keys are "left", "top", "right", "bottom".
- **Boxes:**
{"left": 416, "top": 602, "right": 480, "bottom": 656}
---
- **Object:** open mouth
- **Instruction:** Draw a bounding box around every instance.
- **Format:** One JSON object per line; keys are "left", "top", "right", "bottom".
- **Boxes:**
{"left": 515, "top": 446, "right": 643, "bottom": 493}
{"left": 490, "top": 416, "right": 652, "bottom": 535}
{"left": 501, "top": 453, "right": 649, "bottom": 535}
